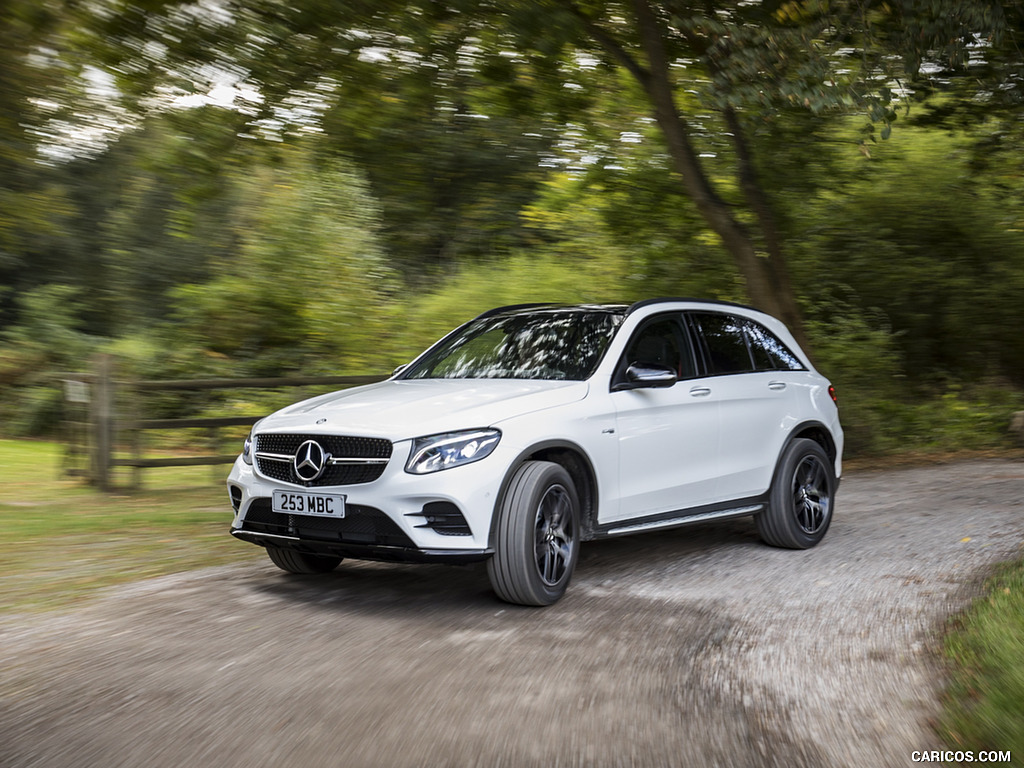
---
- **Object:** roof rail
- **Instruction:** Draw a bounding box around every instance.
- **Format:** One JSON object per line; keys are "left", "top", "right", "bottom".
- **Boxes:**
{"left": 625, "top": 297, "right": 757, "bottom": 315}
{"left": 474, "top": 303, "right": 558, "bottom": 319}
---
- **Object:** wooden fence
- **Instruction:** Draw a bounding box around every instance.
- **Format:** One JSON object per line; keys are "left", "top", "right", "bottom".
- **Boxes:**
{"left": 62, "top": 354, "right": 386, "bottom": 490}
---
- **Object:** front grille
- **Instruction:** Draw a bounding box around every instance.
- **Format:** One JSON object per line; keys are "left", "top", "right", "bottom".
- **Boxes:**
{"left": 254, "top": 433, "right": 392, "bottom": 487}
{"left": 241, "top": 498, "right": 415, "bottom": 548}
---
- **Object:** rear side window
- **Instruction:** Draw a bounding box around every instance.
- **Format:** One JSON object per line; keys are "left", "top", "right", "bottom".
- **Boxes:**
{"left": 744, "top": 320, "right": 805, "bottom": 371}
{"left": 690, "top": 311, "right": 806, "bottom": 375}
{"left": 692, "top": 313, "right": 753, "bottom": 374}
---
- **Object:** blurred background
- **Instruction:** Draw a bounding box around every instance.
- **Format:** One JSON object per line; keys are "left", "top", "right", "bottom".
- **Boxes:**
{"left": 2, "top": 6, "right": 1023, "bottom": 757}
{"left": 2, "top": 0, "right": 1024, "bottom": 458}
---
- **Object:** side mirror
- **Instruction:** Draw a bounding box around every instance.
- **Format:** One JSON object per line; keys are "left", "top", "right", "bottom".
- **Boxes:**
{"left": 614, "top": 363, "right": 678, "bottom": 391}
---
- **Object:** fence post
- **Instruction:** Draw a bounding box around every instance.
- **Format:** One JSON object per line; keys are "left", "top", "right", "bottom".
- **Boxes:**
{"left": 90, "top": 353, "right": 114, "bottom": 491}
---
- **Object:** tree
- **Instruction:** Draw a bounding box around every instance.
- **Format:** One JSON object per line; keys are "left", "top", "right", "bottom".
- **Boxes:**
{"left": 554, "top": 0, "right": 813, "bottom": 342}
{"left": 796, "top": 126, "right": 1024, "bottom": 386}
{"left": 0, "top": 0, "right": 70, "bottom": 327}
{"left": 168, "top": 142, "right": 396, "bottom": 374}
{"left": 96, "top": 107, "right": 250, "bottom": 331}
{"left": 78, "top": 0, "right": 564, "bottom": 274}
{"left": 34, "top": 0, "right": 1014, "bottom": 348}
{"left": 522, "top": 0, "right": 1011, "bottom": 347}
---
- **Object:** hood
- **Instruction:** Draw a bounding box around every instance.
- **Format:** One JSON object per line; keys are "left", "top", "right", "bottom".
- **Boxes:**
{"left": 256, "top": 378, "right": 589, "bottom": 441}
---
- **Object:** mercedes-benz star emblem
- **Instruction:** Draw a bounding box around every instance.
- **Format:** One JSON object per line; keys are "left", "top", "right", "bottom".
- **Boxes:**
{"left": 293, "top": 440, "right": 329, "bottom": 482}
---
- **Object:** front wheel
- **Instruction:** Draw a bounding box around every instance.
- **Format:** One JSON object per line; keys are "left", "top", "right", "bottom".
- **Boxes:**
{"left": 756, "top": 438, "right": 836, "bottom": 549}
{"left": 265, "top": 546, "right": 342, "bottom": 574}
{"left": 487, "top": 461, "right": 580, "bottom": 606}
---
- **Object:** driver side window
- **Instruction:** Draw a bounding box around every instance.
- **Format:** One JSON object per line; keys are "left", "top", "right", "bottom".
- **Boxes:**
{"left": 621, "top": 315, "right": 696, "bottom": 380}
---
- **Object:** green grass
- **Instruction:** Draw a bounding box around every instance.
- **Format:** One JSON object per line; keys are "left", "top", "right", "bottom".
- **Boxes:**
{"left": 940, "top": 556, "right": 1024, "bottom": 759}
{"left": 0, "top": 438, "right": 256, "bottom": 614}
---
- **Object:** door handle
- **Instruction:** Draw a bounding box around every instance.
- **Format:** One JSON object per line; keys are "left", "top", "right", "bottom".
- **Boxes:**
{"left": 768, "top": 381, "right": 787, "bottom": 391}
{"left": 689, "top": 386, "right": 711, "bottom": 397}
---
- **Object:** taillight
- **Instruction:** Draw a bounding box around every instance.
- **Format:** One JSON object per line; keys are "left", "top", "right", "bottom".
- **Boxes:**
{"left": 828, "top": 385, "right": 837, "bottom": 404}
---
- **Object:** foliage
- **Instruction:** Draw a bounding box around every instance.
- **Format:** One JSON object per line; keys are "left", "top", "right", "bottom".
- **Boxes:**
{"left": 804, "top": 302, "right": 904, "bottom": 455}
{"left": 96, "top": 108, "right": 248, "bottom": 331}
{"left": 168, "top": 142, "right": 395, "bottom": 375}
{"left": 397, "top": 165, "right": 747, "bottom": 357}
{"left": 795, "top": 126, "right": 1024, "bottom": 387}
{"left": 396, "top": 251, "right": 633, "bottom": 359}
{"left": 0, "top": 0, "right": 1023, "bottom": 459}
{"left": 36, "top": 0, "right": 1005, "bottom": 341}
{"left": 318, "top": 47, "right": 555, "bottom": 273}
{"left": 523, "top": 168, "right": 741, "bottom": 302}
{"left": 941, "top": 555, "right": 1024, "bottom": 757}
{"left": 806, "top": 299, "right": 1024, "bottom": 456}
{"left": 0, "top": 285, "right": 98, "bottom": 435}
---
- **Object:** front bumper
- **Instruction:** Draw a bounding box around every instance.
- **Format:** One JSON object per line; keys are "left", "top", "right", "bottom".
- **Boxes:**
{"left": 226, "top": 443, "right": 507, "bottom": 562}
{"left": 230, "top": 529, "right": 493, "bottom": 564}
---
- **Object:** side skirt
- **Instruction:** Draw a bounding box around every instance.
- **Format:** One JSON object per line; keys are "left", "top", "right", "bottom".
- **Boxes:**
{"left": 589, "top": 496, "right": 767, "bottom": 540}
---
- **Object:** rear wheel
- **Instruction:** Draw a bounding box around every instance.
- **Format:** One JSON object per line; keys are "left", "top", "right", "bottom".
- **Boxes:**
{"left": 265, "top": 546, "right": 342, "bottom": 574}
{"left": 757, "top": 438, "right": 835, "bottom": 549}
{"left": 488, "top": 461, "right": 580, "bottom": 606}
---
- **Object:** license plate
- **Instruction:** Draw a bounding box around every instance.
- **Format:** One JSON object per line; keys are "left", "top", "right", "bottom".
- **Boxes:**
{"left": 272, "top": 490, "right": 346, "bottom": 517}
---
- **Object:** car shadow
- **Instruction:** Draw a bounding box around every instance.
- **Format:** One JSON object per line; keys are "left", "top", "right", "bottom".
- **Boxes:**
{"left": 246, "top": 515, "right": 765, "bottom": 616}
{"left": 578, "top": 515, "right": 764, "bottom": 571}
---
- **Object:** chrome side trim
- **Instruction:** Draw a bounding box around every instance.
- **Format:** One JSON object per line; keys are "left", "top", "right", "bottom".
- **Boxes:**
{"left": 606, "top": 504, "right": 764, "bottom": 536}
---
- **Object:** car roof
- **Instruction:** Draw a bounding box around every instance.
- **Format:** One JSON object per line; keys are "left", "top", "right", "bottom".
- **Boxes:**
{"left": 474, "top": 303, "right": 628, "bottom": 319}
{"left": 475, "top": 297, "right": 757, "bottom": 321}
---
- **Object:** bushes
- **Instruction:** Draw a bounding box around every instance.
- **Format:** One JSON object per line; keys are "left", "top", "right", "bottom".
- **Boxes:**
{"left": 805, "top": 302, "right": 1024, "bottom": 456}
{"left": 5, "top": 248, "right": 1022, "bottom": 457}
{"left": 0, "top": 285, "right": 98, "bottom": 436}
{"left": 3, "top": 126, "right": 1024, "bottom": 455}
{"left": 794, "top": 127, "right": 1024, "bottom": 390}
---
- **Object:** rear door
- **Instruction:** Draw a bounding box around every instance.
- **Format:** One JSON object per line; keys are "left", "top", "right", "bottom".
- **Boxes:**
{"left": 687, "top": 311, "right": 805, "bottom": 500}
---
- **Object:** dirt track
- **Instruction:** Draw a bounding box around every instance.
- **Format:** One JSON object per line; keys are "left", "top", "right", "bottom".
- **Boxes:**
{"left": 2, "top": 460, "right": 1023, "bottom": 768}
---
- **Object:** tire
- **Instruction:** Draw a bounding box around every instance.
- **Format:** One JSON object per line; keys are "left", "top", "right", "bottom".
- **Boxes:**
{"left": 266, "top": 546, "right": 342, "bottom": 574}
{"left": 756, "top": 438, "right": 836, "bottom": 549}
{"left": 487, "top": 461, "right": 581, "bottom": 606}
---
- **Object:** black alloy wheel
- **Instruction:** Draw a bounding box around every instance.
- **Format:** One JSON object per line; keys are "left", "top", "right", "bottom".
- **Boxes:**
{"left": 757, "top": 438, "right": 836, "bottom": 549}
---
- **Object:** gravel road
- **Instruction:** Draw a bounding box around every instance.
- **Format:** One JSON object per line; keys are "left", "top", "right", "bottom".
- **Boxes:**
{"left": 2, "top": 460, "right": 1023, "bottom": 768}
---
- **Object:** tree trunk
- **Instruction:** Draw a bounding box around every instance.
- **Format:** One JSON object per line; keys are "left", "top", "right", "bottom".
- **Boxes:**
{"left": 721, "top": 107, "right": 809, "bottom": 351}
{"left": 622, "top": 0, "right": 811, "bottom": 351}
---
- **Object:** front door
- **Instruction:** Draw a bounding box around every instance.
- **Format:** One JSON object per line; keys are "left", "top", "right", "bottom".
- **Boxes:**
{"left": 610, "top": 313, "right": 721, "bottom": 523}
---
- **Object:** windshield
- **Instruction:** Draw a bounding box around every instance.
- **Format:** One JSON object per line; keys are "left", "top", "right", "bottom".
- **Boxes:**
{"left": 403, "top": 310, "right": 622, "bottom": 381}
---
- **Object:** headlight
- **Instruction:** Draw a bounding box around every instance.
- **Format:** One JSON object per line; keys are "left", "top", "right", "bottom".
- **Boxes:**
{"left": 405, "top": 429, "right": 501, "bottom": 475}
{"left": 242, "top": 431, "right": 254, "bottom": 465}
{"left": 241, "top": 420, "right": 263, "bottom": 465}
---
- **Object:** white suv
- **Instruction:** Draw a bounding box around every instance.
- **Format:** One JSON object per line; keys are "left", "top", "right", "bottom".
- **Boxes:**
{"left": 227, "top": 299, "right": 843, "bottom": 605}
